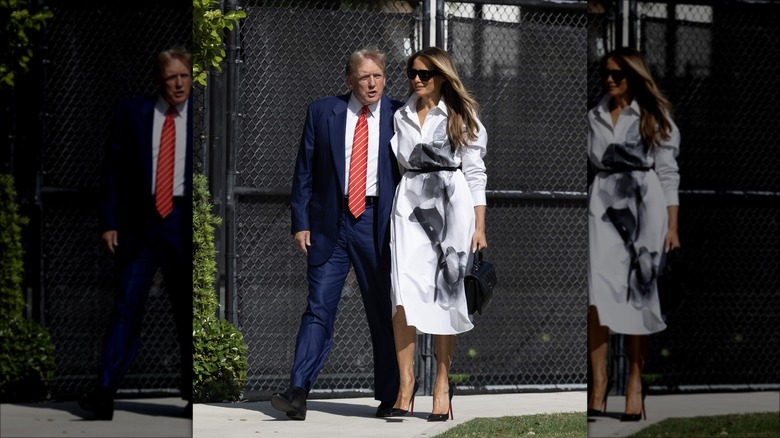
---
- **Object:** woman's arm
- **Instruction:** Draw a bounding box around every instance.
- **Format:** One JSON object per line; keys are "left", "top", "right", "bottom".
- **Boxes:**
{"left": 472, "top": 205, "right": 487, "bottom": 252}
{"left": 664, "top": 205, "right": 680, "bottom": 252}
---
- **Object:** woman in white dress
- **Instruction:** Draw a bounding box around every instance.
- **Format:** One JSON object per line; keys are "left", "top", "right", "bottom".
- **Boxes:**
{"left": 384, "top": 47, "right": 487, "bottom": 421}
{"left": 587, "top": 47, "right": 681, "bottom": 421}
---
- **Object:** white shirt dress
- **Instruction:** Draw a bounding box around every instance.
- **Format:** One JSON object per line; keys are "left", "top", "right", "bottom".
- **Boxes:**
{"left": 588, "top": 96, "right": 681, "bottom": 335}
{"left": 389, "top": 95, "right": 488, "bottom": 335}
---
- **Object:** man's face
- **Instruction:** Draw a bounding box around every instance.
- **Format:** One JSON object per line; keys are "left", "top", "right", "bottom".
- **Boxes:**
{"left": 158, "top": 57, "right": 192, "bottom": 106}
{"left": 346, "top": 58, "right": 385, "bottom": 106}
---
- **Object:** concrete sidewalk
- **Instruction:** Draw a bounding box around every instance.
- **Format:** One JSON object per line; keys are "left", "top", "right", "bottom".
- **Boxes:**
{"left": 0, "top": 392, "right": 585, "bottom": 438}
{"left": 1, "top": 397, "right": 191, "bottom": 438}
{"left": 193, "top": 391, "right": 587, "bottom": 438}
{"left": 587, "top": 391, "right": 780, "bottom": 437}
{"left": 2, "top": 390, "right": 776, "bottom": 437}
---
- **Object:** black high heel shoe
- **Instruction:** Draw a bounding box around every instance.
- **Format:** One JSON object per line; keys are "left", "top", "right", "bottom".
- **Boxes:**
{"left": 427, "top": 381, "right": 455, "bottom": 422}
{"left": 588, "top": 378, "right": 612, "bottom": 417}
{"left": 620, "top": 380, "right": 647, "bottom": 422}
{"left": 385, "top": 379, "right": 420, "bottom": 417}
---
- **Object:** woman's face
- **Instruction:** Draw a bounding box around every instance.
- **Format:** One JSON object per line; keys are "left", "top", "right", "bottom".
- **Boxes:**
{"left": 409, "top": 57, "right": 444, "bottom": 100}
{"left": 603, "top": 57, "right": 630, "bottom": 99}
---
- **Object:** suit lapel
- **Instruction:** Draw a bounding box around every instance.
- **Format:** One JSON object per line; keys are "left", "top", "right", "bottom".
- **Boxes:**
{"left": 329, "top": 95, "right": 349, "bottom": 196}
{"left": 379, "top": 96, "right": 393, "bottom": 161}
{"left": 139, "top": 97, "right": 156, "bottom": 197}
{"left": 377, "top": 95, "right": 393, "bottom": 185}
{"left": 186, "top": 96, "right": 194, "bottom": 195}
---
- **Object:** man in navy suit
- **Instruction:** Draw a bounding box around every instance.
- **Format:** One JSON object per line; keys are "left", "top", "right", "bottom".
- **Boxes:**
{"left": 271, "top": 48, "right": 402, "bottom": 420}
{"left": 79, "top": 46, "right": 193, "bottom": 420}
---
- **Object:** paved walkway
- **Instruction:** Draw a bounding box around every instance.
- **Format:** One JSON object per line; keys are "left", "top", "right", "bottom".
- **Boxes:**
{"left": 587, "top": 391, "right": 780, "bottom": 437}
{"left": 193, "top": 391, "right": 586, "bottom": 438}
{"left": 0, "top": 392, "right": 584, "bottom": 437}
{"left": 1, "top": 397, "right": 190, "bottom": 438}
{"left": 2, "top": 390, "right": 777, "bottom": 437}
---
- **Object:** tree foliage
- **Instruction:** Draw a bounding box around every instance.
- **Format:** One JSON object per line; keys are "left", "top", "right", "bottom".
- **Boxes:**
{"left": 0, "top": 0, "right": 53, "bottom": 88}
{"left": 192, "top": 0, "right": 246, "bottom": 86}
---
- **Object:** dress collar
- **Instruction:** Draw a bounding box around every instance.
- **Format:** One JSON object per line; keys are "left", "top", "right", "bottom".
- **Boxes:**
{"left": 596, "top": 94, "right": 640, "bottom": 118}
{"left": 405, "top": 94, "right": 448, "bottom": 116}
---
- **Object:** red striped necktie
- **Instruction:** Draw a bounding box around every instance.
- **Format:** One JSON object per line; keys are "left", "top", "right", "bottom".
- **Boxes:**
{"left": 155, "top": 106, "right": 176, "bottom": 218}
{"left": 347, "top": 106, "right": 369, "bottom": 218}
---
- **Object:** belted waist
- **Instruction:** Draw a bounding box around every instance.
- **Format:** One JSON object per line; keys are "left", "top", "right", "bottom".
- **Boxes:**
{"left": 344, "top": 196, "right": 378, "bottom": 206}
{"left": 598, "top": 166, "right": 652, "bottom": 174}
{"left": 409, "top": 166, "right": 461, "bottom": 173}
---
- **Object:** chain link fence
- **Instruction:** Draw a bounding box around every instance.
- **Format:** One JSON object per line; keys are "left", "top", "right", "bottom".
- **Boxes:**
{"left": 589, "top": 0, "right": 780, "bottom": 393}
{"left": 442, "top": 1, "right": 587, "bottom": 392}
{"left": 13, "top": 0, "right": 772, "bottom": 404}
{"left": 6, "top": 1, "right": 192, "bottom": 397}
{"left": 220, "top": 0, "right": 588, "bottom": 399}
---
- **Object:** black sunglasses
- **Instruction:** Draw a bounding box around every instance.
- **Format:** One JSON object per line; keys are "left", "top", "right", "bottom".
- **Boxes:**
{"left": 602, "top": 69, "right": 627, "bottom": 83}
{"left": 407, "top": 68, "right": 441, "bottom": 82}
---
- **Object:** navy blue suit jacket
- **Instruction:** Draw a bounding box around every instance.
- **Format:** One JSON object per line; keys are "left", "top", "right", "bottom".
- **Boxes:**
{"left": 291, "top": 93, "right": 403, "bottom": 266}
{"left": 99, "top": 94, "right": 193, "bottom": 258}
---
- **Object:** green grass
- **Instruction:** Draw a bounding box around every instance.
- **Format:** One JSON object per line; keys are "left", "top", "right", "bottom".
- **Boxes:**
{"left": 434, "top": 412, "right": 587, "bottom": 438}
{"left": 629, "top": 412, "right": 780, "bottom": 437}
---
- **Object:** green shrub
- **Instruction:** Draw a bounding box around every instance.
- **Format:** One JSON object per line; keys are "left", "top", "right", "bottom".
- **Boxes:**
{"left": 193, "top": 315, "right": 248, "bottom": 402}
{"left": 0, "top": 173, "right": 56, "bottom": 401}
{"left": 192, "top": 173, "right": 248, "bottom": 402}
{"left": 0, "top": 317, "right": 56, "bottom": 401}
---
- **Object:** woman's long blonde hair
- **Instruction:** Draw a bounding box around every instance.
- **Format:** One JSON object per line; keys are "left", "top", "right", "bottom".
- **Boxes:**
{"left": 407, "top": 47, "right": 480, "bottom": 150}
{"left": 601, "top": 47, "right": 673, "bottom": 148}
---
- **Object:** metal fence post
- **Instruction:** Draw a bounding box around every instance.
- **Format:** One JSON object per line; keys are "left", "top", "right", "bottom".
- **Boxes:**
{"left": 664, "top": 2, "right": 677, "bottom": 81}
{"left": 208, "top": 1, "right": 228, "bottom": 319}
{"left": 435, "top": 0, "right": 445, "bottom": 48}
{"left": 224, "top": 0, "right": 241, "bottom": 326}
{"left": 628, "top": 0, "right": 638, "bottom": 48}
{"left": 423, "top": 0, "right": 432, "bottom": 48}
{"left": 615, "top": 0, "right": 624, "bottom": 48}
{"left": 418, "top": 334, "right": 435, "bottom": 396}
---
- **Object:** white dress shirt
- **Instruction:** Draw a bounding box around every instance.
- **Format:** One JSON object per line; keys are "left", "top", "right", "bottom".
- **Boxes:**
{"left": 588, "top": 95, "right": 681, "bottom": 206}
{"left": 391, "top": 94, "right": 488, "bottom": 206}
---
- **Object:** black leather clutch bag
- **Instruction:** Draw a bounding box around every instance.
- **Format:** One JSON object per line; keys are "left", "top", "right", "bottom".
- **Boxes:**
{"left": 465, "top": 251, "right": 497, "bottom": 315}
{"left": 658, "top": 248, "right": 685, "bottom": 315}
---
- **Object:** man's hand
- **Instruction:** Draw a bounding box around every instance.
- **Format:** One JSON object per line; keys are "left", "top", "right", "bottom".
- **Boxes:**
{"left": 294, "top": 231, "right": 311, "bottom": 254}
{"left": 102, "top": 230, "right": 119, "bottom": 254}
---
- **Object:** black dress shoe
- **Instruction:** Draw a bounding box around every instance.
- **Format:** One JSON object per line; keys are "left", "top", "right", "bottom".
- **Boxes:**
{"left": 182, "top": 401, "right": 193, "bottom": 418}
{"left": 375, "top": 400, "right": 394, "bottom": 417}
{"left": 78, "top": 388, "right": 114, "bottom": 420}
{"left": 270, "top": 386, "right": 307, "bottom": 420}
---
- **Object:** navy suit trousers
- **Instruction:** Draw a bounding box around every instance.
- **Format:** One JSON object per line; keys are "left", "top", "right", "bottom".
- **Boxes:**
{"left": 98, "top": 203, "right": 192, "bottom": 399}
{"left": 291, "top": 202, "right": 399, "bottom": 403}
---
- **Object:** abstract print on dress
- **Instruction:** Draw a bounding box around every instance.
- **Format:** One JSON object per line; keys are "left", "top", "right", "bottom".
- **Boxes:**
{"left": 596, "top": 120, "right": 661, "bottom": 309}
{"left": 404, "top": 120, "right": 469, "bottom": 307}
{"left": 391, "top": 94, "right": 486, "bottom": 335}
